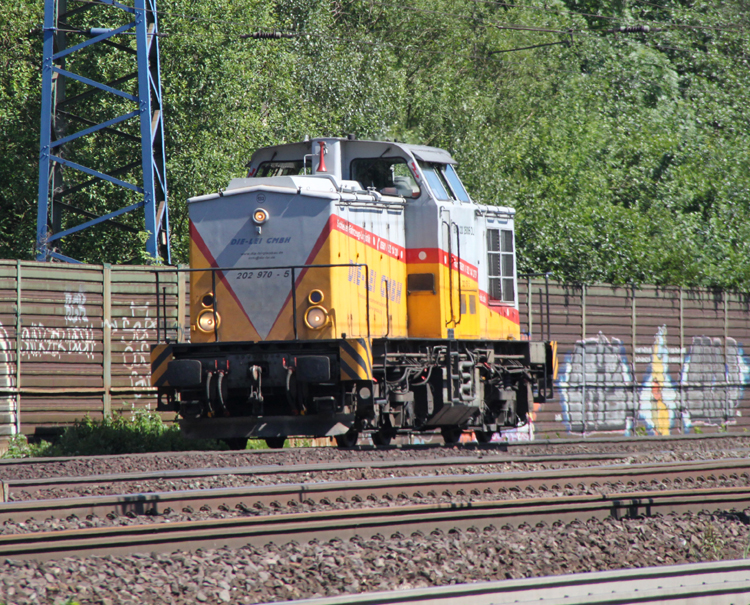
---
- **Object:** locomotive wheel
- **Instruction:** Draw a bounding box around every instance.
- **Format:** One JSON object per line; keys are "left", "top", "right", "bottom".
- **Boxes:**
{"left": 222, "top": 438, "right": 248, "bottom": 450}
{"left": 371, "top": 429, "right": 395, "bottom": 446}
{"left": 441, "top": 426, "right": 463, "bottom": 445}
{"left": 335, "top": 429, "right": 359, "bottom": 448}
{"left": 474, "top": 430, "right": 494, "bottom": 443}
{"left": 265, "top": 437, "right": 286, "bottom": 449}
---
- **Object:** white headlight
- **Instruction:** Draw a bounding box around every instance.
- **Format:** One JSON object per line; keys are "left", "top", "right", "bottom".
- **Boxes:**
{"left": 305, "top": 306, "right": 329, "bottom": 329}
{"left": 197, "top": 310, "right": 220, "bottom": 332}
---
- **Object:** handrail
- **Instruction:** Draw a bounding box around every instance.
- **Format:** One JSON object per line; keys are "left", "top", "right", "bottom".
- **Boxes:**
{"left": 453, "top": 221, "right": 462, "bottom": 326}
{"left": 152, "top": 262, "right": 371, "bottom": 343}
{"left": 441, "top": 218, "right": 454, "bottom": 326}
{"left": 518, "top": 272, "right": 552, "bottom": 341}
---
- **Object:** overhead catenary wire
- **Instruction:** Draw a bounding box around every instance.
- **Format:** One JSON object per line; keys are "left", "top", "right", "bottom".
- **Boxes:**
{"left": 63, "top": 0, "right": 745, "bottom": 41}
{"left": 56, "top": 0, "right": 746, "bottom": 66}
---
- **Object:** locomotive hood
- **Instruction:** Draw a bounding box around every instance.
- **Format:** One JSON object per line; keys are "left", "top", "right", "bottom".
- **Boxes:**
{"left": 187, "top": 174, "right": 406, "bottom": 341}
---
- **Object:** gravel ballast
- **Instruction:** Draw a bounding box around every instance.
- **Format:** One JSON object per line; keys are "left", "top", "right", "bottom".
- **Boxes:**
{"left": 1, "top": 511, "right": 748, "bottom": 604}
{"left": 3, "top": 434, "right": 750, "bottom": 483}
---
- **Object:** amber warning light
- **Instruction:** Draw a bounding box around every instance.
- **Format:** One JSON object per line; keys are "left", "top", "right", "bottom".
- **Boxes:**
{"left": 253, "top": 208, "right": 269, "bottom": 224}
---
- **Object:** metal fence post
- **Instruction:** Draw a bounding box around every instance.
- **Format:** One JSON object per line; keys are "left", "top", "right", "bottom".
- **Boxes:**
{"left": 177, "top": 265, "right": 187, "bottom": 342}
{"left": 581, "top": 284, "right": 587, "bottom": 434}
{"left": 724, "top": 289, "right": 729, "bottom": 426}
{"left": 103, "top": 264, "right": 112, "bottom": 417}
{"left": 14, "top": 261, "right": 22, "bottom": 436}
{"left": 527, "top": 276, "right": 532, "bottom": 339}
{"left": 679, "top": 286, "right": 684, "bottom": 432}
{"left": 631, "top": 285, "right": 637, "bottom": 434}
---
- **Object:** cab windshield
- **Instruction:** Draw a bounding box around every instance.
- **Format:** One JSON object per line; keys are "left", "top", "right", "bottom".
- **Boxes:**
{"left": 255, "top": 160, "right": 305, "bottom": 177}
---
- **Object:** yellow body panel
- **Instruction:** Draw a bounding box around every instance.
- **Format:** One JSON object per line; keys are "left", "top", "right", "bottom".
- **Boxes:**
{"left": 189, "top": 233, "right": 261, "bottom": 343}
{"left": 406, "top": 261, "right": 520, "bottom": 341}
{"left": 189, "top": 216, "right": 408, "bottom": 343}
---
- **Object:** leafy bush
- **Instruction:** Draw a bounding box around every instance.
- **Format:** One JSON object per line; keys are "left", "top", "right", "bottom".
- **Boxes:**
{"left": 3, "top": 406, "right": 232, "bottom": 458}
{"left": 2, "top": 434, "right": 52, "bottom": 458}
{"left": 51, "top": 406, "right": 229, "bottom": 456}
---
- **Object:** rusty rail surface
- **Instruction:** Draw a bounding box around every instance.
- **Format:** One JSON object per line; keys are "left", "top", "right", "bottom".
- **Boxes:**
{"left": 265, "top": 559, "right": 750, "bottom": 605}
{"left": 2, "top": 459, "right": 749, "bottom": 522}
{"left": 2, "top": 485, "right": 750, "bottom": 562}
{"left": 2, "top": 452, "right": 642, "bottom": 498}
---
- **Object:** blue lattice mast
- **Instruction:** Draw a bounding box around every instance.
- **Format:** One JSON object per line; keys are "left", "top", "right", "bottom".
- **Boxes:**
{"left": 36, "top": 0, "right": 170, "bottom": 264}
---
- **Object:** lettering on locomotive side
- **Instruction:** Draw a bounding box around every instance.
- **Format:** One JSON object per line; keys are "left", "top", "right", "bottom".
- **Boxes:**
{"left": 347, "top": 261, "right": 403, "bottom": 303}
{"left": 456, "top": 259, "right": 479, "bottom": 281}
{"left": 380, "top": 275, "right": 403, "bottom": 303}
{"left": 333, "top": 217, "right": 404, "bottom": 260}
{"left": 229, "top": 237, "right": 292, "bottom": 245}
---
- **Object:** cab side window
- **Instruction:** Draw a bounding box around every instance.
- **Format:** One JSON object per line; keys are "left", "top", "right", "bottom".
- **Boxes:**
{"left": 487, "top": 228, "right": 515, "bottom": 303}
{"left": 418, "top": 162, "right": 471, "bottom": 202}
{"left": 351, "top": 158, "right": 420, "bottom": 198}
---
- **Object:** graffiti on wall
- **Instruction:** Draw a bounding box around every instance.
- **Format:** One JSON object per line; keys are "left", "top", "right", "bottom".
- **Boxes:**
{"left": 557, "top": 326, "right": 750, "bottom": 435}
{"left": 0, "top": 321, "right": 17, "bottom": 435}
{"left": 118, "top": 302, "right": 156, "bottom": 397}
{"left": 17, "top": 290, "right": 157, "bottom": 397}
{"left": 21, "top": 289, "right": 96, "bottom": 360}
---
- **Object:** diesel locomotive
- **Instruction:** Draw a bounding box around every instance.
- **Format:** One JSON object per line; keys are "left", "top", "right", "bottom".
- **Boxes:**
{"left": 151, "top": 137, "right": 555, "bottom": 447}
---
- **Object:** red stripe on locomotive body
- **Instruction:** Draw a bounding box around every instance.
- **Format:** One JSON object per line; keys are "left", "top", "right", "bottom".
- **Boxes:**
{"left": 405, "top": 247, "right": 478, "bottom": 281}
{"left": 267, "top": 214, "right": 336, "bottom": 330}
{"left": 332, "top": 216, "right": 406, "bottom": 260}
{"left": 189, "top": 220, "right": 259, "bottom": 332}
{"left": 406, "top": 246, "right": 519, "bottom": 325}
{"left": 480, "top": 292, "right": 520, "bottom": 324}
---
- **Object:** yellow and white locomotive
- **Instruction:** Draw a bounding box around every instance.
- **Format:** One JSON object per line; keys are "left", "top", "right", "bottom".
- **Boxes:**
{"left": 152, "top": 137, "right": 554, "bottom": 447}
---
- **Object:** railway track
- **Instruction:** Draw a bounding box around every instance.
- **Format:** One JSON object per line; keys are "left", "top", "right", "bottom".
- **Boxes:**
{"left": 2, "top": 452, "right": 647, "bottom": 498}
{"left": 3, "top": 435, "right": 750, "bottom": 603}
{"left": 267, "top": 559, "right": 750, "bottom": 605}
{"left": 3, "top": 458, "right": 749, "bottom": 523}
{"left": 3, "top": 431, "right": 749, "bottom": 477}
{"left": 3, "top": 484, "right": 750, "bottom": 562}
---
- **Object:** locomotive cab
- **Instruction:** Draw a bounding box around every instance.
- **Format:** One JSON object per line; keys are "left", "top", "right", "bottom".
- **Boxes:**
{"left": 152, "top": 138, "right": 554, "bottom": 447}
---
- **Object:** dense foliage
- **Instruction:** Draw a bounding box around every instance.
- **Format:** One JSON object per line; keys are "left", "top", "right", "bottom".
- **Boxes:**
{"left": 1, "top": 0, "right": 749, "bottom": 287}
{"left": 1, "top": 408, "right": 230, "bottom": 457}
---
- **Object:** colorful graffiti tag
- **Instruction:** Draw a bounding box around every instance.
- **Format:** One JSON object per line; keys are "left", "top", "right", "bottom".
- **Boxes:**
{"left": 557, "top": 327, "right": 750, "bottom": 435}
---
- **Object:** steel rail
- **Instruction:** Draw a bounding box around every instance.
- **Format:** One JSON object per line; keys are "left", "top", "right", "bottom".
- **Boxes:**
{"left": 2, "top": 486, "right": 750, "bottom": 561}
{"left": 1, "top": 452, "right": 640, "bottom": 496}
{"left": 5, "top": 456, "right": 750, "bottom": 515}
{"left": 2, "top": 459, "right": 749, "bottom": 522}
{"left": 264, "top": 559, "right": 750, "bottom": 605}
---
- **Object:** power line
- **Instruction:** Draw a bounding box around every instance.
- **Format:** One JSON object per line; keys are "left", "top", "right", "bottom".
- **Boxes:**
{"left": 64, "top": 0, "right": 746, "bottom": 41}
{"left": 363, "top": 0, "right": 582, "bottom": 35}
{"left": 487, "top": 40, "right": 569, "bottom": 54}
{"left": 465, "top": 0, "right": 622, "bottom": 22}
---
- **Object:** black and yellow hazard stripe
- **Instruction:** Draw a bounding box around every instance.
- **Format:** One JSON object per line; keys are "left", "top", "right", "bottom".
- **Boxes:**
{"left": 339, "top": 338, "right": 373, "bottom": 381}
{"left": 150, "top": 344, "right": 174, "bottom": 387}
{"left": 550, "top": 340, "right": 559, "bottom": 380}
